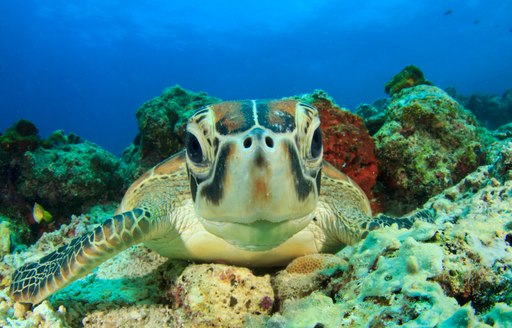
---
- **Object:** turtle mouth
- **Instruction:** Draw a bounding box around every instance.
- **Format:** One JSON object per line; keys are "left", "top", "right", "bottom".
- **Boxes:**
{"left": 199, "top": 215, "right": 312, "bottom": 251}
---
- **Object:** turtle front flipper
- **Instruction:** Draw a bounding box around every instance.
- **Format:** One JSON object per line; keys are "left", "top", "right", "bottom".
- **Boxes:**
{"left": 10, "top": 208, "right": 155, "bottom": 304}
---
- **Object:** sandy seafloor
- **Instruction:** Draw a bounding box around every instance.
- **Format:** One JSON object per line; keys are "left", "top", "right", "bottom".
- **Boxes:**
{"left": 0, "top": 140, "right": 511, "bottom": 327}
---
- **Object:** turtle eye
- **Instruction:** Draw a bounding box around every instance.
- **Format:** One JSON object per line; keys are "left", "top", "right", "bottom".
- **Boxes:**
{"left": 310, "top": 127, "right": 323, "bottom": 158}
{"left": 186, "top": 132, "right": 204, "bottom": 163}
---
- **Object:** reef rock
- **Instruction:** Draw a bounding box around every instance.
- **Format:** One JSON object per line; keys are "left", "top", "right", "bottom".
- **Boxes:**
{"left": 0, "top": 123, "right": 127, "bottom": 233}
{"left": 494, "top": 122, "right": 512, "bottom": 141}
{"left": 272, "top": 254, "right": 346, "bottom": 311}
{"left": 122, "top": 85, "right": 220, "bottom": 180}
{"left": 0, "top": 120, "right": 41, "bottom": 156}
{"left": 163, "top": 263, "right": 274, "bottom": 327}
{"left": 296, "top": 90, "right": 379, "bottom": 209}
{"left": 374, "top": 85, "right": 492, "bottom": 214}
{"left": 354, "top": 101, "right": 388, "bottom": 135}
{"left": 0, "top": 120, "right": 42, "bottom": 221}
{"left": 447, "top": 87, "right": 512, "bottom": 131}
{"left": 18, "top": 139, "right": 126, "bottom": 221}
{"left": 384, "top": 65, "right": 433, "bottom": 96}
{"left": 420, "top": 141, "right": 512, "bottom": 313}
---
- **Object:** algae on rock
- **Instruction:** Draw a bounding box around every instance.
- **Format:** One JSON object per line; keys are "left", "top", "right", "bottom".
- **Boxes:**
{"left": 0, "top": 121, "right": 127, "bottom": 232}
{"left": 384, "top": 65, "right": 432, "bottom": 96}
{"left": 19, "top": 141, "right": 127, "bottom": 219}
{"left": 374, "top": 85, "right": 492, "bottom": 214}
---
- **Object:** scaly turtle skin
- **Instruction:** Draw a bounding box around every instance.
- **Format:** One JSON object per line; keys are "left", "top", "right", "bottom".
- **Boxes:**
{"left": 10, "top": 99, "right": 421, "bottom": 304}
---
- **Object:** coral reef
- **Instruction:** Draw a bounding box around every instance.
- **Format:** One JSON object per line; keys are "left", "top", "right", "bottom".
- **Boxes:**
{"left": 268, "top": 144, "right": 512, "bottom": 326}
{"left": 0, "top": 122, "right": 127, "bottom": 240}
{"left": 267, "top": 292, "right": 347, "bottom": 327}
{"left": 0, "top": 153, "right": 510, "bottom": 327}
{"left": 384, "top": 65, "right": 432, "bottom": 96}
{"left": 374, "top": 85, "right": 492, "bottom": 214}
{"left": 447, "top": 87, "right": 512, "bottom": 130}
{"left": 420, "top": 141, "right": 512, "bottom": 313}
{"left": 121, "top": 85, "right": 220, "bottom": 180}
{"left": 0, "top": 87, "right": 511, "bottom": 326}
{"left": 296, "top": 90, "right": 379, "bottom": 210}
{"left": 18, "top": 139, "right": 126, "bottom": 221}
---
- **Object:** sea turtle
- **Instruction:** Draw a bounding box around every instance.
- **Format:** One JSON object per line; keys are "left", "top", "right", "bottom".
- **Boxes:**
{"left": 10, "top": 99, "right": 422, "bottom": 304}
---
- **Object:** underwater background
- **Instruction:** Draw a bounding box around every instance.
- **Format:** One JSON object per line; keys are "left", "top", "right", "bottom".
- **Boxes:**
{"left": 1, "top": 0, "right": 511, "bottom": 156}
{"left": 1, "top": 1, "right": 512, "bottom": 327}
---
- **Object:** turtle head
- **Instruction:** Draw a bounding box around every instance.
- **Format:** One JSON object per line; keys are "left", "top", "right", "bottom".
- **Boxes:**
{"left": 185, "top": 100, "right": 323, "bottom": 251}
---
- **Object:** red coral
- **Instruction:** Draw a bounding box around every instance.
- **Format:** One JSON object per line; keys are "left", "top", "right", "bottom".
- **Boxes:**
{"left": 312, "top": 98, "right": 380, "bottom": 213}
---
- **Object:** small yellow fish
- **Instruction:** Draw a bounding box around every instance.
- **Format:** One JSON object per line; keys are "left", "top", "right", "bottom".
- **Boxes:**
{"left": 33, "top": 203, "right": 53, "bottom": 224}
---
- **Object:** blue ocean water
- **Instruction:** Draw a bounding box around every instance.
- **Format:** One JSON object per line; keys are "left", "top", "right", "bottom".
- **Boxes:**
{"left": 1, "top": 0, "right": 511, "bottom": 156}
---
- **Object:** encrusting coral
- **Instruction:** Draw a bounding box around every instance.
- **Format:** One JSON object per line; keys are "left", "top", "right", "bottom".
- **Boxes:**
{"left": 0, "top": 123, "right": 127, "bottom": 245}
{"left": 374, "top": 84, "right": 492, "bottom": 214}
{"left": 19, "top": 139, "right": 126, "bottom": 219}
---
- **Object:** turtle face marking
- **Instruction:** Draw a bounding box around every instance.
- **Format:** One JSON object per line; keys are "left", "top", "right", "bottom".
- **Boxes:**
{"left": 185, "top": 100, "right": 323, "bottom": 251}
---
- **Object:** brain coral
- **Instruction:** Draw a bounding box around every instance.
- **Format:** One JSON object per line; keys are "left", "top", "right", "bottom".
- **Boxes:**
{"left": 374, "top": 85, "right": 492, "bottom": 214}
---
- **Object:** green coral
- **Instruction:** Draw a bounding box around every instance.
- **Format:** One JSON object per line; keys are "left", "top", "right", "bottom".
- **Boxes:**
{"left": 18, "top": 140, "right": 127, "bottom": 219}
{"left": 0, "top": 120, "right": 127, "bottom": 229}
{"left": 385, "top": 65, "right": 432, "bottom": 96}
{"left": 374, "top": 85, "right": 492, "bottom": 213}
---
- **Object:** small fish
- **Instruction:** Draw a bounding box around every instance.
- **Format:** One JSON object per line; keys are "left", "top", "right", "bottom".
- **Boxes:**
{"left": 444, "top": 9, "right": 453, "bottom": 15}
{"left": 33, "top": 202, "right": 53, "bottom": 224}
{"left": 474, "top": 20, "right": 480, "bottom": 24}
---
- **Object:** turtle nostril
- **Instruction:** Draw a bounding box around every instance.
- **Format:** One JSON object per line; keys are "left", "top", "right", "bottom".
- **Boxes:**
{"left": 243, "top": 137, "right": 252, "bottom": 149}
{"left": 265, "top": 136, "right": 274, "bottom": 148}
